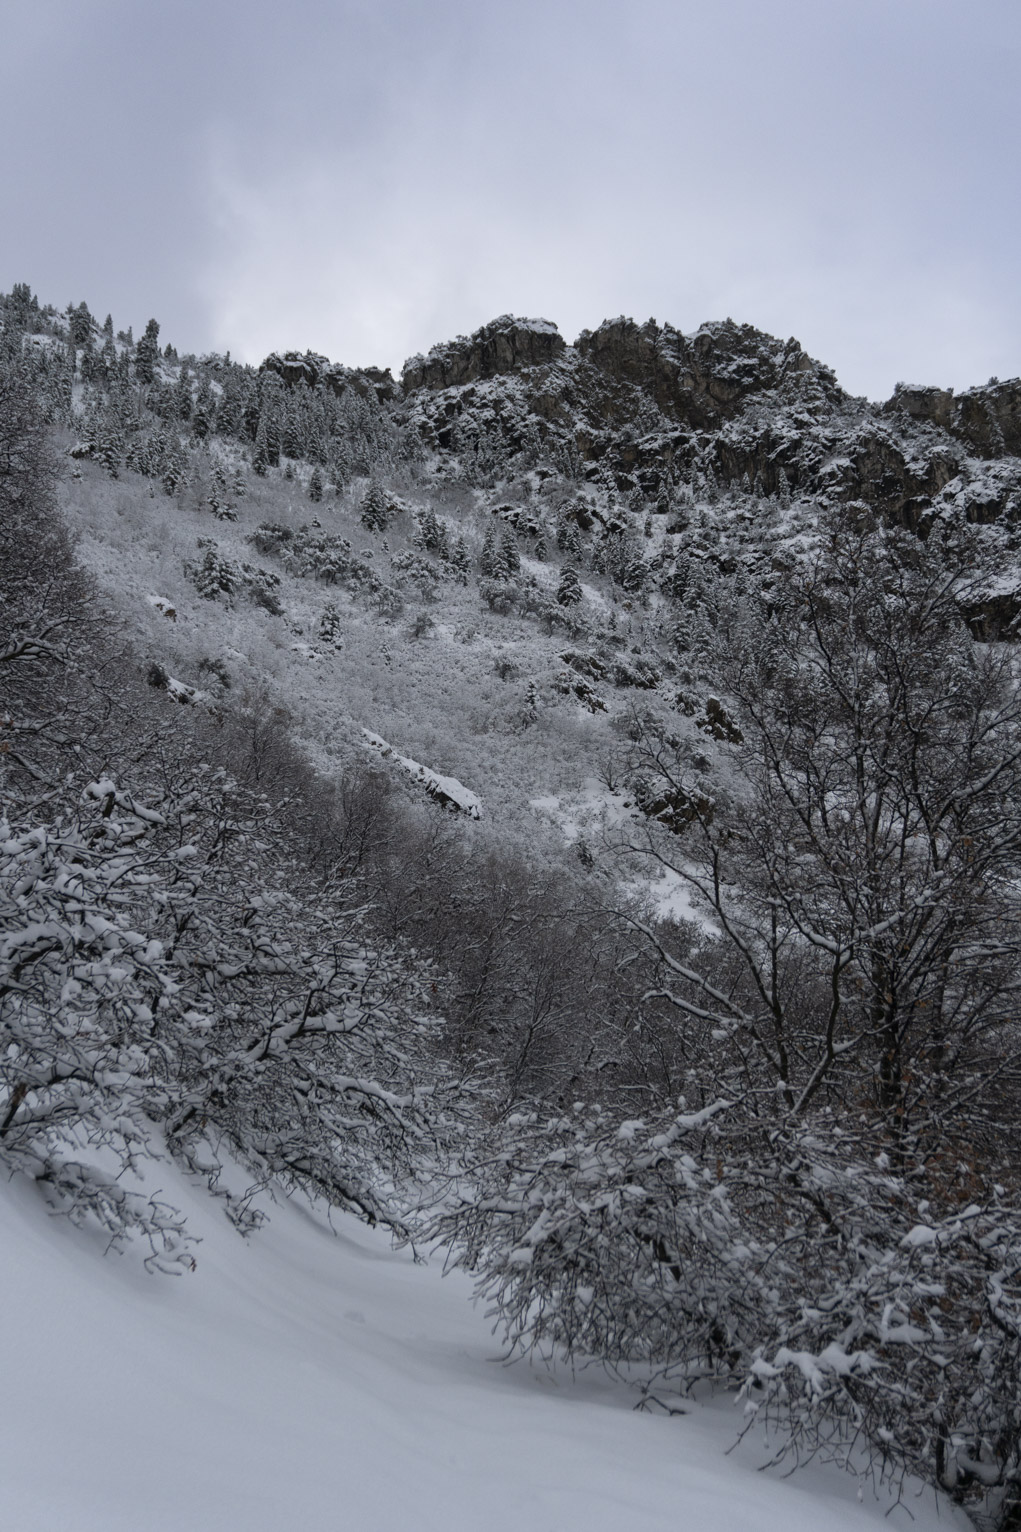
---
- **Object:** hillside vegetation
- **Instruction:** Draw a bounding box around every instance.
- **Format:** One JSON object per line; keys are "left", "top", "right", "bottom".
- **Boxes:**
{"left": 4, "top": 284, "right": 1021, "bottom": 1528}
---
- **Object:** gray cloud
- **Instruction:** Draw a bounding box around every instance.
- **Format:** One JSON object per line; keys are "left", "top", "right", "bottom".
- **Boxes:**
{"left": 2, "top": 0, "right": 1018, "bottom": 397}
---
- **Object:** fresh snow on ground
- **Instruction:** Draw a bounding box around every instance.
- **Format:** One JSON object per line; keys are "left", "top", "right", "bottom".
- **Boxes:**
{"left": 1, "top": 1163, "right": 967, "bottom": 1532}
{"left": 631, "top": 862, "right": 720, "bottom": 931}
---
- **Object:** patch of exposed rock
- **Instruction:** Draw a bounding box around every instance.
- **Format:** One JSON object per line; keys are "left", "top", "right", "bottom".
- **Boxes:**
{"left": 883, "top": 378, "right": 1021, "bottom": 459}
{"left": 574, "top": 316, "right": 843, "bottom": 430}
{"left": 261, "top": 351, "right": 397, "bottom": 402}
{"left": 401, "top": 315, "right": 565, "bottom": 391}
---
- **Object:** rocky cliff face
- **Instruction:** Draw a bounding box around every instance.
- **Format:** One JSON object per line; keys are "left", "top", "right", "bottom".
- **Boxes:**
{"left": 883, "top": 378, "right": 1021, "bottom": 459}
{"left": 395, "top": 314, "right": 1021, "bottom": 534}
{"left": 260, "top": 310, "right": 1021, "bottom": 556}
{"left": 261, "top": 350, "right": 397, "bottom": 403}
{"left": 574, "top": 316, "right": 841, "bottom": 429}
{"left": 401, "top": 315, "right": 566, "bottom": 391}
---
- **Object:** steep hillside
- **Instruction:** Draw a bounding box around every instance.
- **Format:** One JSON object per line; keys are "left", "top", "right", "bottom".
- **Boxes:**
{"left": 6, "top": 285, "right": 1021, "bottom": 1530}
{"left": 17, "top": 294, "right": 1021, "bottom": 850}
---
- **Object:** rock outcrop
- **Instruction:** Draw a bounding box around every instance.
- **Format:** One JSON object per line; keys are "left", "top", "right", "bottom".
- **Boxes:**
{"left": 401, "top": 315, "right": 565, "bottom": 391}
{"left": 258, "top": 311, "right": 1021, "bottom": 554}
{"left": 260, "top": 350, "right": 396, "bottom": 402}
{"left": 574, "top": 316, "right": 841, "bottom": 430}
{"left": 883, "top": 378, "right": 1021, "bottom": 459}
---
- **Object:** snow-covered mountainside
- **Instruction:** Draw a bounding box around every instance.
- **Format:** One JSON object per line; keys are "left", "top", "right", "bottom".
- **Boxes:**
{"left": 37, "top": 302, "right": 1021, "bottom": 843}
{"left": 5, "top": 283, "right": 1021, "bottom": 1531}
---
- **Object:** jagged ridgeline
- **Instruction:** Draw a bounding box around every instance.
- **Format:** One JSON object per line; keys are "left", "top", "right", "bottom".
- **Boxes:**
{"left": 11, "top": 283, "right": 1020, "bottom": 631}
{"left": 6, "top": 283, "right": 1021, "bottom": 1530}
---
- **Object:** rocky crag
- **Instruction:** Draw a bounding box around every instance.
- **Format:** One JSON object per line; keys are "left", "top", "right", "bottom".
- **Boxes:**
{"left": 259, "top": 311, "right": 1021, "bottom": 632}
{"left": 265, "top": 311, "right": 1021, "bottom": 534}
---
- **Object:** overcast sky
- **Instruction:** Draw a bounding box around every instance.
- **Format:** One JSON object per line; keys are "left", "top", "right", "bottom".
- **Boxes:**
{"left": 2, "top": 0, "right": 1018, "bottom": 398}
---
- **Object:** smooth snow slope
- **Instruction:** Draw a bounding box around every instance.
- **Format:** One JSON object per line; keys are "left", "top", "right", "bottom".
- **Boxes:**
{"left": 1, "top": 1164, "right": 965, "bottom": 1532}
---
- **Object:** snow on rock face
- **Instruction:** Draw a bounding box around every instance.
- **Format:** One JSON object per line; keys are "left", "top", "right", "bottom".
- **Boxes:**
{"left": 259, "top": 349, "right": 397, "bottom": 403}
{"left": 145, "top": 594, "right": 177, "bottom": 621}
{"left": 363, "top": 730, "right": 482, "bottom": 818}
{"left": 573, "top": 315, "right": 838, "bottom": 429}
{"left": 883, "top": 377, "right": 1021, "bottom": 459}
{"left": 402, "top": 314, "right": 565, "bottom": 391}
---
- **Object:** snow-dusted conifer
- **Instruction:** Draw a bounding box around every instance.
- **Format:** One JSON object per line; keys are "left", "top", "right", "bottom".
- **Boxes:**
{"left": 252, "top": 413, "right": 270, "bottom": 476}
{"left": 360, "top": 481, "right": 391, "bottom": 532}
{"left": 135, "top": 318, "right": 160, "bottom": 384}
{"left": 450, "top": 535, "right": 471, "bottom": 584}
{"left": 499, "top": 528, "right": 520, "bottom": 576}
{"left": 557, "top": 565, "right": 583, "bottom": 606}
{"left": 479, "top": 523, "right": 500, "bottom": 578}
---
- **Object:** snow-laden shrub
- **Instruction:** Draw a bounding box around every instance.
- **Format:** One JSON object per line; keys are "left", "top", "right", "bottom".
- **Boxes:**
{"left": 0, "top": 786, "right": 201, "bottom": 1271}
{"left": 249, "top": 521, "right": 380, "bottom": 594}
{"left": 0, "top": 765, "right": 448, "bottom": 1262}
{"left": 436, "top": 1105, "right": 1021, "bottom": 1529}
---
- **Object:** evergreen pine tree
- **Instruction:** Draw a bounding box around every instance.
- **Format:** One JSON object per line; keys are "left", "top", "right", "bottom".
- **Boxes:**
{"left": 92, "top": 417, "right": 124, "bottom": 478}
{"left": 308, "top": 466, "right": 324, "bottom": 502}
{"left": 69, "top": 301, "right": 94, "bottom": 348}
{"left": 135, "top": 318, "right": 160, "bottom": 384}
{"left": 192, "top": 377, "right": 216, "bottom": 441}
{"left": 319, "top": 601, "right": 343, "bottom": 648}
{"left": 417, "top": 506, "right": 441, "bottom": 551}
{"left": 208, "top": 463, "right": 237, "bottom": 520}
{"left": 620, "top": 550, "right": 646, "bottom": 592}
{"left": 252, "top": 413, "right": 270, "bottom": 476}
{"left": 557, "top": 565, "right": 583, "bottom": 606}
{"left": 776, "top": 466, "right": 792, "bottom": 508}
{"left": 480, "top": 524, "right": 500, "bottom": 578}
{"left": 534, "top": 534, "right": 548, "bottom": 562}
{"left": 174, "top": 365, "right": 192, "bottom": 422}
{"left": 499, "top": 528, "right": 520, "bottom": 576}
{"left": 283, "top": 401, "right": 304, "bottom": 460}
{"left": 450, "top": 536, "right": 471, "bottom": 585}
{"left": 360, "top": 482, "right": 391, "bottom": 531}
{"left": 161, "top": 440, "right": 188, "bottom": 496}
{"left": 100, "top": 330, "right": 117, "bottom": 378}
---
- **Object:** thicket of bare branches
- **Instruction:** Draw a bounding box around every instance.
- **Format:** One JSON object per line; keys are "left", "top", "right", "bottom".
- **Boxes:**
{"left": 8, "top": 319, "right": 1021, "bottom": 1527}
{"left": 436, "top": 514, "right": 1021, "bottom": 1528}
{"left": 1, "top": 364, "right": 456, "bottom": 1257}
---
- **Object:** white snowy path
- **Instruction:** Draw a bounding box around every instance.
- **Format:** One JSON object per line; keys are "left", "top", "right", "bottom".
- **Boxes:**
{"left": 1, "top": 1164, "right": 964, "bottom": 1532}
